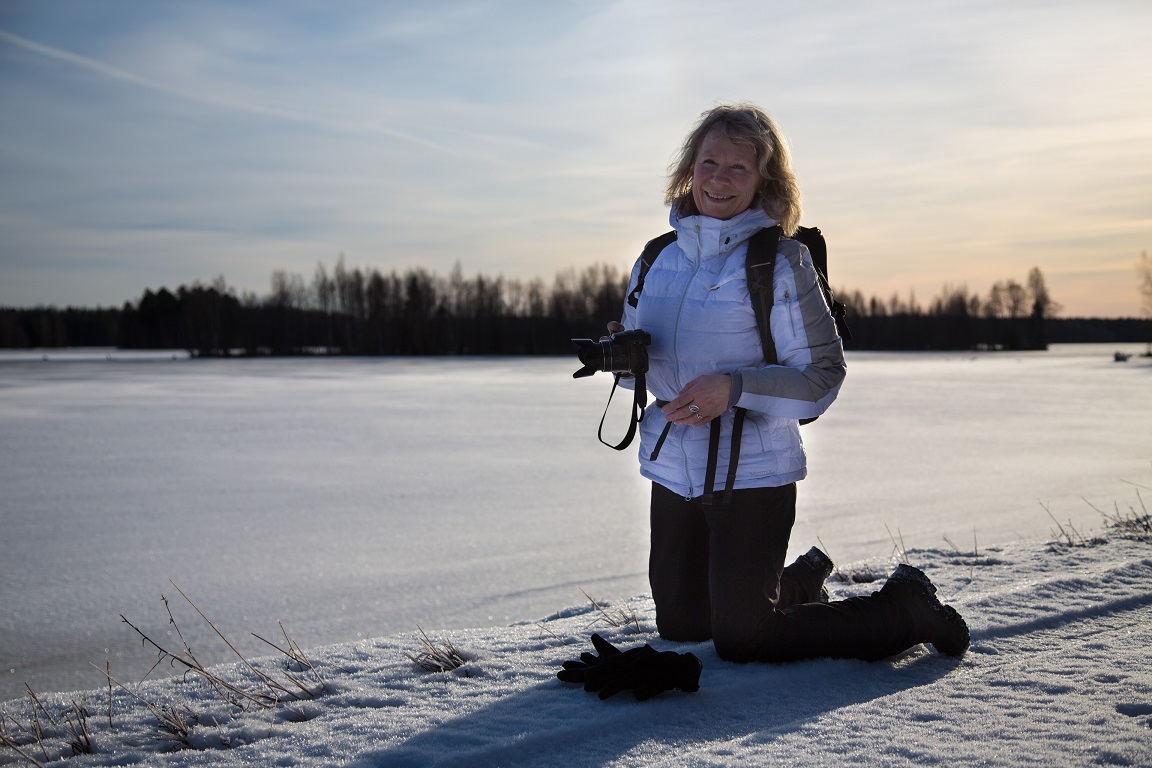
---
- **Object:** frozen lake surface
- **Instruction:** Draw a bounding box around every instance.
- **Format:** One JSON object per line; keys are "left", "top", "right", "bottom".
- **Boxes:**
{"left": 1, "top": 344, "right": 1149, "bottom": 702}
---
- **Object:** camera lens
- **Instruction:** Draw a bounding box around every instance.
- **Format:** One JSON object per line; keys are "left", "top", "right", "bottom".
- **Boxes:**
{"left": 571, "top": 338, "right": 603, "bottom": 378}
{"left": 570, "top": 329, "right": 649, "bottom": 379}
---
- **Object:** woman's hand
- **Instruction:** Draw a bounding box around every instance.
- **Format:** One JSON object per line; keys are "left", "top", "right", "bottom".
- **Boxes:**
{"left": 661, "top": 374, "right": 732, "bottom": 427}
{"left": 602, "top": 320, "right": 626, "bottom": 340}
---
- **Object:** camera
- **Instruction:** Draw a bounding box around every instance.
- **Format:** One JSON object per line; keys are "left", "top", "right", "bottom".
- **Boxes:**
{"left": 571, "top": 329, "right": 651, "bottom": 379}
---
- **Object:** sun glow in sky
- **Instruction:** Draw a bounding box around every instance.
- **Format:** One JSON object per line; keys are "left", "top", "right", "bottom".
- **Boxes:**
{"left": 1, "top": 0, "right": 1149, "bottom": 317}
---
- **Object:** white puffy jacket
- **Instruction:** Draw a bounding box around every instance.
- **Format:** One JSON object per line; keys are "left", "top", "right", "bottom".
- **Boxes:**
{"left": 620, "top": 206, "right": 846, "bottom": 499}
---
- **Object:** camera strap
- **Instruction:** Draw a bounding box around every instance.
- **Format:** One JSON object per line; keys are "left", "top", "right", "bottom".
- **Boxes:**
{"left": 648, "top": 401, "right": 672, "bottom": 461}
{"left": 598, "top": 373, "right": 648, "bottom": 451}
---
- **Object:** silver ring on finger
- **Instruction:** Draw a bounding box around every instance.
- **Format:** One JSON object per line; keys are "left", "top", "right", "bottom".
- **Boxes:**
{"left": 688, "top": 404, "right": 700, "bottom": 414}
{"left": 696, "top": 413, "right": 704, "bottom": 421}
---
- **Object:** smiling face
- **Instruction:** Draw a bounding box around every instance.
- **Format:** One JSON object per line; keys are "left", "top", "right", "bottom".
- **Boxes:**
{"left": 690, "top": 127, "right": 763, "bottom": 220}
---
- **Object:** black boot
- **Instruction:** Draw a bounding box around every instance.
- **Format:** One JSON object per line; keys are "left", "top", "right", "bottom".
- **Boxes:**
{"left": 778, "top": 546, "right": 834, "bottom": 608}
{"left": 880, "top": 564, "right": 970, "bottom": 657}
{"left": 799, "top": 546, "right": 834, "bottom": 582}
{"left": 799, "top": 546, "right": 833, "bottom": 603}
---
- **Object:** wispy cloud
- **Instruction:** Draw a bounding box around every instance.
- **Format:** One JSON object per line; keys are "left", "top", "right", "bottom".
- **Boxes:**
{"left": 0, "top": 28, "right": 459, "bottom": 153}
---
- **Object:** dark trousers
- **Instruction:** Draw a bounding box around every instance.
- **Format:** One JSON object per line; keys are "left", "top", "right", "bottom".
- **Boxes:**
{"left": 649, "top": 482, "right": 923, "bottom": 663}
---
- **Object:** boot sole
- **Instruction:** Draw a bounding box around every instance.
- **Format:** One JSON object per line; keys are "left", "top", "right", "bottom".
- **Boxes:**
{"left": 886, "top": 564, "right": 970, "bottom": 657}
{"left": 933, "top": 603, "right": 970, "bottom": 657}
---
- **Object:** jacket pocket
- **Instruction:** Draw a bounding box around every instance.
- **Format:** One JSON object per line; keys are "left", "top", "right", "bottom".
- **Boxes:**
{"left": 775, "top": 287, "right": 801, "bottom": 339}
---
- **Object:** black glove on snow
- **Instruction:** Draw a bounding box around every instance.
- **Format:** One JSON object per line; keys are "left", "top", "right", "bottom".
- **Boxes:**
{"left": 557, "top": 633, "right": 702, "bottom": 701}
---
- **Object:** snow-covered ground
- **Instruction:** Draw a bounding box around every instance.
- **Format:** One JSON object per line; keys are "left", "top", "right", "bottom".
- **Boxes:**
{"left": 1, "top": 344, "right": 1150, "bottom": 765}
{"left": 2, "top": 525, "right": 1150, "bottom": 767}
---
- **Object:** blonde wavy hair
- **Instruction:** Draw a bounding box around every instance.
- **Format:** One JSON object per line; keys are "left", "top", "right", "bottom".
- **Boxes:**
{"left": 664, "top": 104, "right": 802, "bottom": 234}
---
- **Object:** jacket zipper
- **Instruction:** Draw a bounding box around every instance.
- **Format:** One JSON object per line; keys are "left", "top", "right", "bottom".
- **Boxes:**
{"left": 784, "top": 289, "right": 797, "bottom": 336}
{"left": 675, "top": 221, "right": 703, "bottom": 498}
{"left": 671, "top": 221, "right": 704, "bottom": 392}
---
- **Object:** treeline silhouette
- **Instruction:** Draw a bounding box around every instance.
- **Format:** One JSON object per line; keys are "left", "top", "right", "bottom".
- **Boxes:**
{"left": 2, "top": 260, "right": 1149, "bottom": 355}
{"left": 841, "top": 267, "right": 1059, "bottom": 351}
{"left": 0, "top": 262, "right": 626, "bottom": 356}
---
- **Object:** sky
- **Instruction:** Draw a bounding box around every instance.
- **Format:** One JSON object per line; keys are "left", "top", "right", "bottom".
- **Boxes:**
{"left": 1, "top": 0, "right": 1150, "bottom": 317}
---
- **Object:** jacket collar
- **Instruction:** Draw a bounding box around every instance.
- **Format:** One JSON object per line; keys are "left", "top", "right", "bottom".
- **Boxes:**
{"left": 670, "top": 206, "right": 778, "bottom": 260}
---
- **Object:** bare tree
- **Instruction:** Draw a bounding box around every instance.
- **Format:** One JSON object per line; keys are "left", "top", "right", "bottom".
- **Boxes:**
{"left": 269, "top": 270, "right": 307, "bottom": 309}
{"left": 1003, "top": 280, "right": 1028, "bottom": 319}
{"left": 931, "top": 284, "right": 971, "bottom": 316}
{"left": 1027, "top": 267, "right": 1059, "bottom": 318}
{"left": 526, "top": 278, "right": 547, "bottom": 318}
{"left": 1139, "top": 251, "right": 1152, "bottom": 318}
{"left": 312, "top": 263, "right": 335, "bottom": 314}
{"left": 985, "top": 282, "right": 1005, "bottom": 319}
{"left": 312, "top": 262, "right": 336, "bottom": 351}
{"left": 887, "top": 290, "right": 920, "bottom": 315}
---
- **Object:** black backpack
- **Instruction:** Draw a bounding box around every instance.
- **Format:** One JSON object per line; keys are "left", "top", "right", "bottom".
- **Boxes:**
{"left": 624, "top": 224, "right": 851, "bottom": 505}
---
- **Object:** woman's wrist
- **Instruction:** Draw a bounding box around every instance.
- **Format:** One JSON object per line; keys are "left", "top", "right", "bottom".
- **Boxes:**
{"left": 727, "top": 372, "right": 743, "bottom": 410}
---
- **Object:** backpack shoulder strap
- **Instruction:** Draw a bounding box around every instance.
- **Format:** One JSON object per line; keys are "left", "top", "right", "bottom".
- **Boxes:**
{"left": 627, "top": 231, "right": 678, "bottom": 309}
{"left": 745, "top": 225, "right": 783, "bottom": 365}
{"left": 748, "top": 226, "right": 824, "bottom": 426}
{"left": 709, "top": 225, "right": 781, "bottom": 506}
